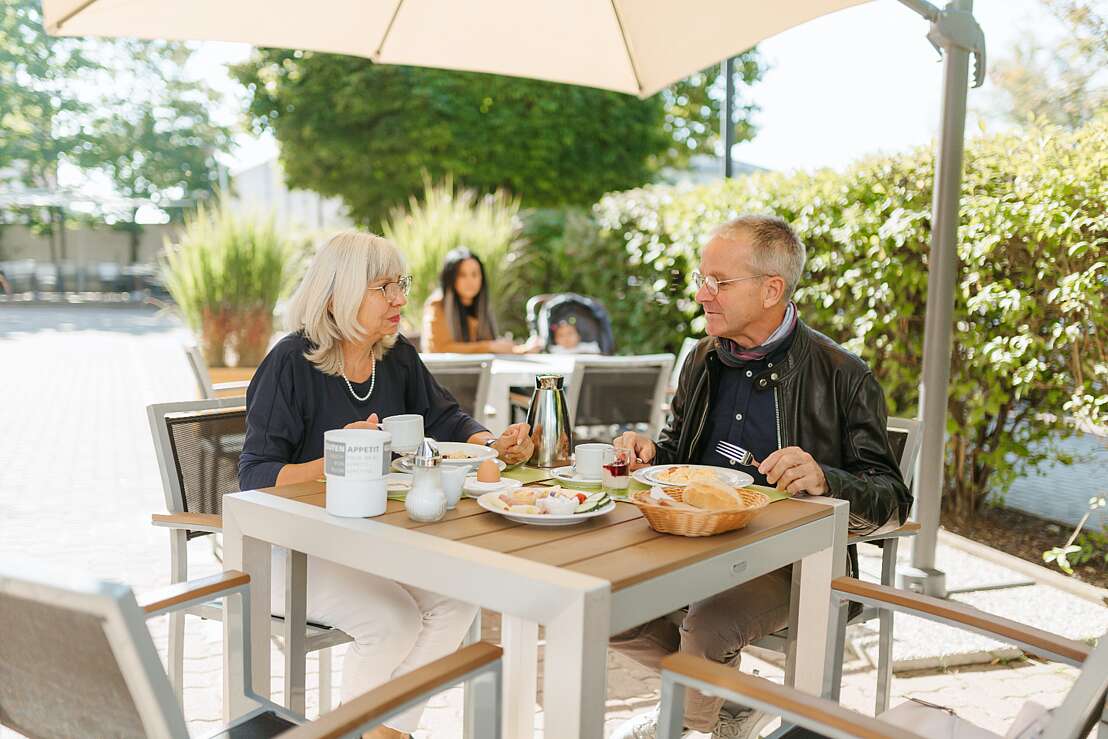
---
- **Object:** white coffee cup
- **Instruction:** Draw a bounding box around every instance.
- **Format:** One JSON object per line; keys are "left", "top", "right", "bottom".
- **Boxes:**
{"left": 574, "top": 443, "right": 614, "bottom": 479}
{"left": 382, "top": 414, "right": 424, "bottom": 453}
{"left": 440, "top": 465, "right": 468, "bottom": 510}
{"left": 324, "top": 428, "right": 391, "bottom": 517}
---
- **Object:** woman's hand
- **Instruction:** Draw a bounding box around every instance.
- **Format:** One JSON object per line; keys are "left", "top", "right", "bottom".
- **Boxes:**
{"left": 489, "top": 339, "right": 517, "bottom": 354}
{"left": 344, "top": 413, "right": 379, "bottom": 430}
{"left": 493, "top": 422, "right": 534, "bottom": 465}
{"left": 512, "top": 335, "right": 545, "bottom": 355}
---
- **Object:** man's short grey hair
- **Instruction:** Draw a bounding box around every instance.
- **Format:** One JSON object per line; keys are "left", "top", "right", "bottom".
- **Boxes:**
{"left": 711, "top": 215, "right": 807, "bottom": 300}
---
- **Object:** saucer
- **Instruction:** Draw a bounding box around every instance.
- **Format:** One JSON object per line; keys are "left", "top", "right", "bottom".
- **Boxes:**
{"left": 550, "top": 466, "right": 602, "bottom": 486}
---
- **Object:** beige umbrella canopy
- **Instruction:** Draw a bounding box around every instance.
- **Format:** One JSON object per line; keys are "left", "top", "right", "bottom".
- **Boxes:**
{"left": 44, "top": 0, "right": 868, "bottom": 97}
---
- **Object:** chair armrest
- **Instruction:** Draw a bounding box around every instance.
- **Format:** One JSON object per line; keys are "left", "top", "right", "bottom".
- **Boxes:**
{"left": 661, "top": 652, "right": 922, "bottom": 739}
{"left": 833, "top": 577, "right": 1091, "bottom": 666}
{"left": 848, "top": 521, "right": 920, "bottom": 545}
{"left": 138, "top": 570, "right": 250, "bottom": 619}
{"left": 151, "top": 512, "right": 223, "bottom": 533}
{"left": 212, "top": 380, "right": 251, "bottom": 391}
{"left": 277, "top": 642, "right": 502, "bottom": 739}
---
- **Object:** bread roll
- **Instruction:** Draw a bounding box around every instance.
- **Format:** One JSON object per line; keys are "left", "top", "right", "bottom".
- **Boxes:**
{"left": 684, "top": 478, "right": 746, "bottom": 511}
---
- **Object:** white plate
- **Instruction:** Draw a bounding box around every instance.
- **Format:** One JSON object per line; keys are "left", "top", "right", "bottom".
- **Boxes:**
{"left": 476, "top": 492, "right": 616, "bottom": 527}
{"left": 550, "top": 465, "right": 602, "bottom": 486}
{"left": 393, "top": 455, "right": 505, "bottom": 474}
{"left": 633, "top": 464, "right": 753, "bottom": 489}
{"left": 463, "top": 477, "right": 523, "bottom": 496}
{"left": 385, "top": 472, "right": 413, "bottom": 493}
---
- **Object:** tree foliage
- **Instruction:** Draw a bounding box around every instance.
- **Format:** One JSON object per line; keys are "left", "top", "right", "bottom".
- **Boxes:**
{"left": 521, "top": 115, "right": 1107, "bottom": 520}
{"left": 0, "top": 0, "right": 231, "bottom": 260}
{"left": 231, "top": 49, "right": 763, "bottom": 226}
{"left": 988, "top": 0, "right": 1107, "bottom": 128}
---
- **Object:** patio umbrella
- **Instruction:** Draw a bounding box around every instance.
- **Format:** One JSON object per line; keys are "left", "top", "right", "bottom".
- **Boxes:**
{"left": 43, "top": 0, "right": 986, "bottom": 598}
{"left": 43, "top": 0, "right": 870, "bottom": 97}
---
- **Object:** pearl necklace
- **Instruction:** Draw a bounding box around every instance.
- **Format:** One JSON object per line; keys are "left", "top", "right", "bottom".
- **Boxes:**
{"left": 339, "top": 355, "right": 376, "bottom": 402}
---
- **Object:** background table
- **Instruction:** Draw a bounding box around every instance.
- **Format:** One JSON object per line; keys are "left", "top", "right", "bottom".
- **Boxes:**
{"left": 221, "top": 472, "right": 847, "bottom": 738}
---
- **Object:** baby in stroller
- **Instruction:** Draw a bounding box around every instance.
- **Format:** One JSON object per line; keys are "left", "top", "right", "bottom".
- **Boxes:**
{"left": 528, "top": 293, "right": 615, "bottom": 355}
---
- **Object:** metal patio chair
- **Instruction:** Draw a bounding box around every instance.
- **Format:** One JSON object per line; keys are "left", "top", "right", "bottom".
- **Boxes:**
{"left": 566, "top": 353, "right": 675, "bottom": 442}
{"left": 148, "top": 397, "right": 352, "bottom": 715}
{"left": 0, "top": 560, "right": 503, "bottom": 739}
{"left": 420, "top": 353, "right": 495, "bottom": 426}
{"left": 184, "top": 345, "right": 252, "bottom": 400}
{"left": 752, "top": 417, "right": 924, "bottom": 715}
{"left": 659, "top": 577, "right": 1104, "bottom": 739}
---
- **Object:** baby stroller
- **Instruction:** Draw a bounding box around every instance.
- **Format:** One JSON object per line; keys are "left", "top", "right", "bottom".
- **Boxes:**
{"left": 526, "top": 293, "right": 615, "bottom": 355}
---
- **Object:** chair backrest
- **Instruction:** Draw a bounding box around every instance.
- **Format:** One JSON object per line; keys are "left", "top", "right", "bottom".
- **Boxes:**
{"left": 670, "top": 337, "right": 701, "bottom": 391}
{"left": 886, "top": 417, "right": 923, "bottom": 489}
{"left": 1043, "top": 631, "right": 1108, "bottom": 739}
{"left": 566, "top": 354, "right": 675, "bottom": 436}
{"left": 184, "top": 345, "right": 215, "bottom": 399}
{"left": 148, "top": 397, "right": 248, "bottom": 525}
{"left": 420, "top": 354, "right": 494, "bottom": 425}
{"left": 0, "top": 560, "right": 188, "bottom": 739}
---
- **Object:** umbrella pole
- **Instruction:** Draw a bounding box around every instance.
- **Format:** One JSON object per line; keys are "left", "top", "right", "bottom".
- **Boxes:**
{"left": 722, "top": 56, "right": 736, "bottom": 178}
{"left": 899, "top": 0, "right": 985, "bottom": 598}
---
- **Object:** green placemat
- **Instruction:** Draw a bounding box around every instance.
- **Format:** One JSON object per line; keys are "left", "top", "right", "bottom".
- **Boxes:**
{"left": 502, "top": 466, "right": 558, "bottom": 484}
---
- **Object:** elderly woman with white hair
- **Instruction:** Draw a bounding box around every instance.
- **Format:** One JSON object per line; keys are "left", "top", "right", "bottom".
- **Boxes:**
{"left": 239, "top": 230, "right": 533, "bottom": 739}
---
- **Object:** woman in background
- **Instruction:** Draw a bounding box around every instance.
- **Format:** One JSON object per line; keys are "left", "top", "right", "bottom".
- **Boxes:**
{"left": 422, "top": 246, "right": 539, "bottom": 354}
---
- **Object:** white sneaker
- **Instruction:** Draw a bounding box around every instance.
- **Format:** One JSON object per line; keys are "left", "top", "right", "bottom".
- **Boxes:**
{"left": 609, "top": 705, "right": 690, "bottom": 739}
{"left": 711, "top": 708, "right": 773, "bottom": 739}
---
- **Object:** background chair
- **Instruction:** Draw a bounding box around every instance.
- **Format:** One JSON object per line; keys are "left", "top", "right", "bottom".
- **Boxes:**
{"left": 420, "top": 353, "right": 494, "bottom": 426}
{"left": 0, "top": 560, "right": 504, "bottom": 739}
{"left": 752, "top": 417, "right": 924, "bottom": 715}
{"left": 184, "top": 345, "right": 251, "bottom": 400}
{"left": 657, "top": 577, "right": 1104, "bottom": 739}
{"left": 148, "top": 398, "right": 352, "bottom": 715}
{"left": 526, "top": 292, "right": 616, "bottom": 354}
{"left": 566, "top": 354, "right": 675, "bottom": 442}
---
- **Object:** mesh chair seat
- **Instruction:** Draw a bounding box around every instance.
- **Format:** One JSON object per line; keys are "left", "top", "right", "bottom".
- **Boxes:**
{"left": 208, "top": 710, "right": 298, "bottom": 739}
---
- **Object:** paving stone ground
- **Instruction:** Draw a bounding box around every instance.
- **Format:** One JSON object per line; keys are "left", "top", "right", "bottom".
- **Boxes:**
{"left": 0, "top": 304, "right": 1093, "bottom": 738}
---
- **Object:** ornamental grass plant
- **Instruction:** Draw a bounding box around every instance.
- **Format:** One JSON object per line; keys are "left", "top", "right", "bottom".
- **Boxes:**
{"left": 161, "top": 202, "right": 303, "bottom": 367}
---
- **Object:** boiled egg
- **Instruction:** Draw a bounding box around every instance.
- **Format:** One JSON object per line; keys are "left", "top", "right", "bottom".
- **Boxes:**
{"left": 476, "top": 458, "right": 501, "bottom": 483}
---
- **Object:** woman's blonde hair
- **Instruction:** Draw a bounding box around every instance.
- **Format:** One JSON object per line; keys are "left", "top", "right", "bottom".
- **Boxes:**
{"left": 286, "top": 230, "right": 407, "bottom": 375}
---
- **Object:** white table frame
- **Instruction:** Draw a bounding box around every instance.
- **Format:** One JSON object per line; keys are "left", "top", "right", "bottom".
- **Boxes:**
{"left": 222, "top": 492, "right": 848, "bottom": 738}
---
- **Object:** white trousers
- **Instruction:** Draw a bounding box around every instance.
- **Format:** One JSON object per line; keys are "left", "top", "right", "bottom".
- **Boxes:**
{"left": 272, "top": 549, "right": 479, "bottom": 733}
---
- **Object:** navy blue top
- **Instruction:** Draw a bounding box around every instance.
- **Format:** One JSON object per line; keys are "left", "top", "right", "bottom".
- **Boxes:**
{"left": 238, "top": 333, "right": 486, "bottom": 490}
{"left": 695, "top": 333, "right": 795, "bottom": 486}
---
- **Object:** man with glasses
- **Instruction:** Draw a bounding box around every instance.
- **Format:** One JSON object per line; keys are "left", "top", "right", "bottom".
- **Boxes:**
{"left": 611, "top": 215, "right": 910, "bottom": 739}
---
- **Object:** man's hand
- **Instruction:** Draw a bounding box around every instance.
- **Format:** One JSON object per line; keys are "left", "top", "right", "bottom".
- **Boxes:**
{"left": 344, "top": 413, "right": 379, "bottom": 430}
{"left": 493, "top": 422, "right": 534, "bottom": 465}
{"left": 615, "top": 431, "right": 656, "bottom": 471}
{"left": 758, "top": 447, "right": 828, "bottom": 495}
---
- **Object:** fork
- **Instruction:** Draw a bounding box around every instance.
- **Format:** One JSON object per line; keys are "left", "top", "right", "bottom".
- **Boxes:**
{"left": 715, "top": 440, "right": 758, "bottom": 468}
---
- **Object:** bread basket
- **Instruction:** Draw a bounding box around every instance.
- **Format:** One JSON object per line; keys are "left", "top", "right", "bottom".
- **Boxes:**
{"left": 631, "top": 487, "right": 770, "bottom": 537}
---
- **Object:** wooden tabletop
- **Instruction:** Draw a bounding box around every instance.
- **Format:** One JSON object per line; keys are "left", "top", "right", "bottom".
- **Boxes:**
{"left": 259, "top": 480, "right": 830, "bottom": 591}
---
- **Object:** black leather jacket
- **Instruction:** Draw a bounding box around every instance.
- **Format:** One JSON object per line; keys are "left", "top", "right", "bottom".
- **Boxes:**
{"left": 657, "top": 321, "right": 912, "bottom": 533}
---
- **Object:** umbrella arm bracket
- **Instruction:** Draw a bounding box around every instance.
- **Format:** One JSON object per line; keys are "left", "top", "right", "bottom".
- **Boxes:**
{"left": 899, "top": 0, "right": 986, "bottom": 88}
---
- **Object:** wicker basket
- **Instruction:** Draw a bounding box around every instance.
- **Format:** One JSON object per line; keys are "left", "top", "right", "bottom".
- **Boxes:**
{"left": 631, "top": 487, "right": 770, "bottom": 537}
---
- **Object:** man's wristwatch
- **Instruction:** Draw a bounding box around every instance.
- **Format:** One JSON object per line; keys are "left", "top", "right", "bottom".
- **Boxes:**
{"left": 483, "top": 437, "right": 497, "bottom": 448}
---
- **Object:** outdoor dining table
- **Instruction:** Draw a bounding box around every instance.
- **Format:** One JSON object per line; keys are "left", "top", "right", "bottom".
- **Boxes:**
{"left": 484, "top": 354, "right": 578, "bottom": 434}
{"left": 220, "top": 468, "right": 848, "bottom": 738}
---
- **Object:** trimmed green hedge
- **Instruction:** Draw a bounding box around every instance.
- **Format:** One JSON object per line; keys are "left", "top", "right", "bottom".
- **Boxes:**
{"left": 515, "top": 115, "right": 1107, "bottom": 517}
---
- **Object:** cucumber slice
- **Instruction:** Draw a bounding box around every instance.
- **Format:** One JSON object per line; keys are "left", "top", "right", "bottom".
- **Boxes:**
{"left": 575, "top": 492, "right": 610, "bottom": 514}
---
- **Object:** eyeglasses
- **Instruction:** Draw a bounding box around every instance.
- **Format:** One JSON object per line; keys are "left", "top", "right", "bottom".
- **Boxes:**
{"left": 691, "top": 270, "right": 766, "bottom": 296}
{"left": 368, "top": 275, "right": 413, "bottom": 303}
